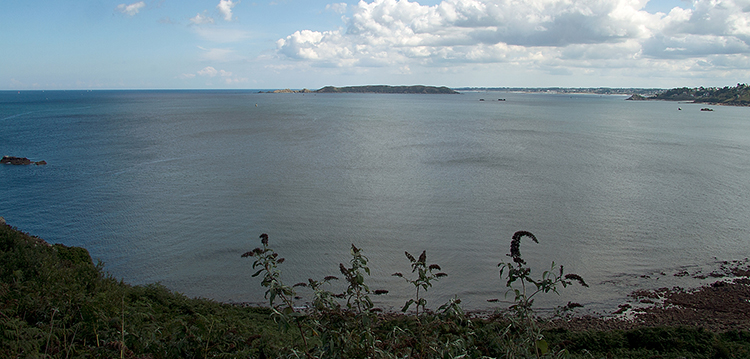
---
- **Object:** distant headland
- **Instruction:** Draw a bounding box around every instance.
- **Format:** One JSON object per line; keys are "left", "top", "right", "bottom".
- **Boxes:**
{"left": 626, "top": 83, "right": 750, "bottom": 106}
{"left": 261, "top": 85, "right": 459, "bottom": 94}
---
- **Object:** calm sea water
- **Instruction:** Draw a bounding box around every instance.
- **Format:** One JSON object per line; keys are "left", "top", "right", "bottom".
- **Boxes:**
{"left": 2, "top": 90, "right": 750, "bottom": 313}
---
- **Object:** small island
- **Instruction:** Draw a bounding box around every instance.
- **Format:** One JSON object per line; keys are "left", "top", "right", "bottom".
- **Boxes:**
{"left": 627, "top": 83, "right": 750, "bottom": 106}
{"left": 261, "top": 85, "right": 459, "bottom": 94}
{"left": 315, "top": 85, "right": 458, "bottom": 94}
{"left": 1, "top": 156, "right": 46, "bottom": 165}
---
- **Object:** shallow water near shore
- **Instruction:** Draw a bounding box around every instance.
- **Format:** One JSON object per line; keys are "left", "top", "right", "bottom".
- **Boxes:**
{"left": 2, "top": 90, "right": 750, "bottom": 313}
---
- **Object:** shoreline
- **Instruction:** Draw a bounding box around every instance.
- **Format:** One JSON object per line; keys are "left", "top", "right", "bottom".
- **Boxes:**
{"left": 5, "top": 221, "right": 749, "bottom": 332}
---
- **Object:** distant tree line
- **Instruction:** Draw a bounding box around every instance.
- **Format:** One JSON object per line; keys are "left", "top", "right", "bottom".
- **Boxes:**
{"left": 315, "top": 85, "right": 459, "bottom": 94}
{"left": 650, "top": 83, "right": 750, "bottom": 105}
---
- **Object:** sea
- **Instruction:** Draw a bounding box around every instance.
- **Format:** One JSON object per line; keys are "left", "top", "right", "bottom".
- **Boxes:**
{"left": 2, "top": 90, "right": 750, "bottom": 314}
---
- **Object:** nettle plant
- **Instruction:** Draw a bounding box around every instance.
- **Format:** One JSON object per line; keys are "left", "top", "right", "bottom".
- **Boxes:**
{"left": 498, "top": 230, "right": 588, "bottom": 357}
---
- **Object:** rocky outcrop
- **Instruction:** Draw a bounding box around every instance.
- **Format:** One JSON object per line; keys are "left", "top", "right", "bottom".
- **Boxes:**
{"left": 625, "top": 94, "right": 647, "bottom": 101}
{"left": 1, "top": 156, "right": 46, "bottom": 165}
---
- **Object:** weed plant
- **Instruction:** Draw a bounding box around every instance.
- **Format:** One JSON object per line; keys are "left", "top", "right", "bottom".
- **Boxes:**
{"left": 4, "top": 223, "right": 750, "bottom": 358}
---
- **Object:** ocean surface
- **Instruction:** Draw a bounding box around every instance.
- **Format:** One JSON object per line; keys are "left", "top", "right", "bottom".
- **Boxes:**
{"left": 2, "top": 90, "right": 750, "bottom": 313}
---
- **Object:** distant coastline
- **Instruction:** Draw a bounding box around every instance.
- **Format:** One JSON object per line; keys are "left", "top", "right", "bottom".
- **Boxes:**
{"left": 625, "top": 84, "right": 750, "bottom": 106}
{"left": 261, "top": 85, "right": 459, "bottom": 94}
{"left": 454, "top": 87, "right": 665, "bottom": 96}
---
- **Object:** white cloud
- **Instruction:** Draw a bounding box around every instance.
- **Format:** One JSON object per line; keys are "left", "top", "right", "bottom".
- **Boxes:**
{"left": 190, "top": 11, "right": 215, "bottom": 25}
{"left": 272, "top": 0, "right": 750, "bottom": 82}
{"left": 217, "top": 0, "right": 237, "bottom": 21}
{"left": 116, "top": 1, "right": 146, "bottom": 16}
{"left": 197, "top": 66, "right": 219, "bottom": 77}
{"left": 326, "top": 3, "right": 348, "bottom": 14}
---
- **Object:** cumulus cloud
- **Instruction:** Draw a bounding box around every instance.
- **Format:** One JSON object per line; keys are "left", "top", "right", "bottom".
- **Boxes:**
{"left": 274, "top": 0, "right": 750, "bottom": 77}
{"left": 217, "top": 0, "right": 237, "bottom": 21}
{"left": 116, "top": 1, "right": 146, "bottom": 16}
{"left": 190, "top": 11, "right": 215, "bottom": 25}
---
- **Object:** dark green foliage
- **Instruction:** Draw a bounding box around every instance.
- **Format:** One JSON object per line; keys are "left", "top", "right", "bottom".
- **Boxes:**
{"left": 544, "top": 327, "right": 750, "bottom": 358}
{"left": 651, "top": 83, "right": 750, "bottom": 105}
{"left": 0, "top": 224, "right": 280, "bottom": 358}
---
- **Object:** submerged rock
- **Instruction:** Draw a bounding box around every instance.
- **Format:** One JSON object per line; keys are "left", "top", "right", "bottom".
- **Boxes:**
{"left": 1, "top": 156, "right": 46, "bottom": 165}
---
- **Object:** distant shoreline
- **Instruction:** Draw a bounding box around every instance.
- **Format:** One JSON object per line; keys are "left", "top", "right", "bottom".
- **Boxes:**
{"left": 259, "top": 85, "right": 459, "bottom": 94}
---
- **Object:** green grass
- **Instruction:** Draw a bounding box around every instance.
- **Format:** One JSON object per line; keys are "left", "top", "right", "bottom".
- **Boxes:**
{"left": 3, "top": 224, "right": 750, "bottom": 358}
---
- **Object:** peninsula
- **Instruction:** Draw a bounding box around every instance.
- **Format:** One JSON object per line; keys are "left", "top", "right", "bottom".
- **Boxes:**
{"left": 626, "top": 83, "right": 750, "bottom": 106}
{"left": 262, "top": 85, "right": 459, "bottom": 94}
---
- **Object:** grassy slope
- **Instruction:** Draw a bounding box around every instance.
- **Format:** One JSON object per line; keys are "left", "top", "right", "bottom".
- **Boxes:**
{"left": 3, "top": 223, "right": 750, "bottom": 358}
{"left": 0, "top": 224, "right": 289, "bottom": 358}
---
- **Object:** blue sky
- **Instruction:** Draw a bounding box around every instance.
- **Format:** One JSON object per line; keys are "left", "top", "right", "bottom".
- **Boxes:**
{"left": 2, "top": 0, "right": 749, "bottom": 90}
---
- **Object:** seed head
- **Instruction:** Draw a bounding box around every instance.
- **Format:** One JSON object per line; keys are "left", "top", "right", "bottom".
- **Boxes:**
{"left": 418, "top": 250, "right": 427, "bottom": 264}
{"left": 324, "top": 276, "right": 339, "bottom": 281}
{"left": 429, "top": 264, "right": 442, "bottom": 271}
{"left": 509, "top": 231, "right": 538, "bottom": 265}
{"left": 435, "top": 272, "right": 448, "bottom": 278}
{"left": 564, "top": 273, "right": 589, "bottom": 287}
{"left": 259, "top": 233, "right": 269, "bottom": 245}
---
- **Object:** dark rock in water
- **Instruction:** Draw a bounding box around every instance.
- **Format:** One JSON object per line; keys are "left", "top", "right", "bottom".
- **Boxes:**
{"left": 1, "top": 156, "right": 46, "bottom": 165}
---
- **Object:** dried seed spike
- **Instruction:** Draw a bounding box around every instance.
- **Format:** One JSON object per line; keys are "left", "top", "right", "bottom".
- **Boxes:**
{"left": 293, "top": 282, "right": 307, "bottom": 288}
{"left": 429, "top": 264, "right": 442, "bottom": 271}
{"left": 564, "top": 273, "right": 589, "bottom": 287}
{"left": 509, "top": 231, "right": 538, "bottom": 265}
{"left": 259, "top": 233, "right": 269, "bottom": 245}
{"left": 351, "top": 244, "right": 359, "bottom": 253}
{"left": 392, "top": 272, "right": 403, "bottom": 277}
{"left": 324, "top": 276, "right": 339, "bottom": 281}
{"left": 339, "top": 263, "right": 347, "bottom": 275}
{"left": 418, "top": 250, "right": 427, "bottom": 264}
{"left": 405, "top": 251, "right": 416, "bottom": 263}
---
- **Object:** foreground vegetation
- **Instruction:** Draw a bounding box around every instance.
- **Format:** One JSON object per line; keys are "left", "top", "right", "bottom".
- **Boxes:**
{"left": 3, "top": 223, "right": 750, "bottom": 358}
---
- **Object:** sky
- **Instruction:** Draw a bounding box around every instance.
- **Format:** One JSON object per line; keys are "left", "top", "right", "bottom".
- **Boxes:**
{"left": 2, "top": 0, "right": 749, "bottom": 90}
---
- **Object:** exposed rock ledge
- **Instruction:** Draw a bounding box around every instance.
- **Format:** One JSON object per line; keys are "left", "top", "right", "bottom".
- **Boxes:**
{"left": 1, "top": 156, "right": 46, "bottom": 165}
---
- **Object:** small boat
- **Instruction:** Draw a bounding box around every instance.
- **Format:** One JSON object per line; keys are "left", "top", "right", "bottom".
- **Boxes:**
{"left": 700, "top": 108, "right": 714, "bottom": 111}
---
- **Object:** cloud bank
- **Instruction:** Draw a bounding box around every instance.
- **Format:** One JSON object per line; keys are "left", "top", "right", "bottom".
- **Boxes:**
{"left": 274, "top": 0, "right": 750, "bottom": 79}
